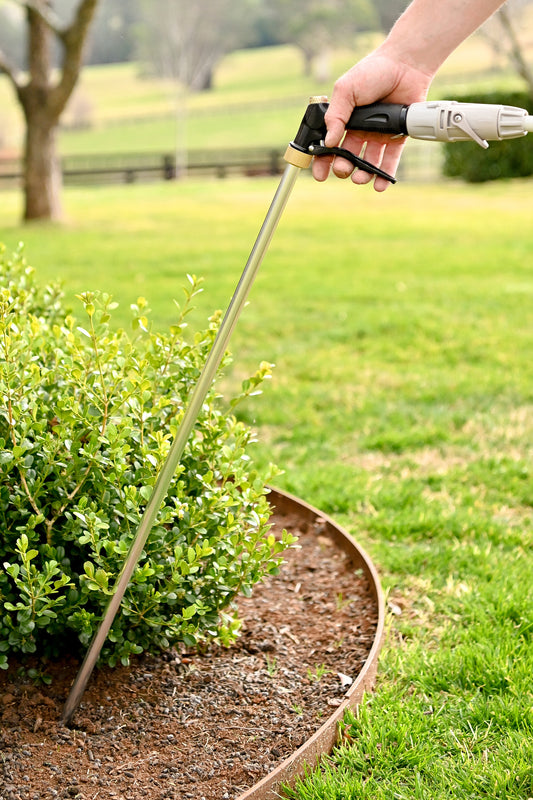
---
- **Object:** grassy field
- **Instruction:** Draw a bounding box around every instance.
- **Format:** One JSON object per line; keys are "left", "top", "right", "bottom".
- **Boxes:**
{"left": 0, "top": 173, "right": 532, "bottom": 796}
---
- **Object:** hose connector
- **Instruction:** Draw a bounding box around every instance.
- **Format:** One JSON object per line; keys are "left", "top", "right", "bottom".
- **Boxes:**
{"left": 284, "top": 96, "right": 329, "bottom": 168}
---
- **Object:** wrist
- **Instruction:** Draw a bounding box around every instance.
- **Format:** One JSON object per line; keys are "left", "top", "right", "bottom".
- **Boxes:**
{"left": 376, "top": 38, "right": 440, "bottom": 83}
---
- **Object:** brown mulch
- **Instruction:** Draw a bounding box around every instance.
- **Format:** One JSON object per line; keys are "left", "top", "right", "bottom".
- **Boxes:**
{"left": 0, "top": 508, "right": 379, "bottom": 800}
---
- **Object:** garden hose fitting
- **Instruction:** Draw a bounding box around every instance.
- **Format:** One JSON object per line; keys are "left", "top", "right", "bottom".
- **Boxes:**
{"left": 284, "top": 96, "right": 329, "bottom": 168}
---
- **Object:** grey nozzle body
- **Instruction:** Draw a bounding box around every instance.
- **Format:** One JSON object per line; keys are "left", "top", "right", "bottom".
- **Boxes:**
{"left": 406, "top": 101, "right": 532, "bottom": 145}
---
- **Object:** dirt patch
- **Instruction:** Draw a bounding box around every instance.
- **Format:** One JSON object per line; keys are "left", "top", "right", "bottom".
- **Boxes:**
{"left": 0, "top": 508, "right": 379, "bottom": 800}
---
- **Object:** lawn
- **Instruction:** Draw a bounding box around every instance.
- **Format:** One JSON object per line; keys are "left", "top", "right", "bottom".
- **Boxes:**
{"left": 0, "top": 174, "right": 532, "bottom": 796}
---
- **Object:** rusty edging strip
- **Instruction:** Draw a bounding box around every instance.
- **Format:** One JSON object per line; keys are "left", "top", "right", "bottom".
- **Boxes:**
{"left": 238, "top": 486, "right": 386, "bottom": 800}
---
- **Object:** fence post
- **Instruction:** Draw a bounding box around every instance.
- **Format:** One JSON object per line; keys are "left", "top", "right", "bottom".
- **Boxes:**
{"left": 163, "top": 155, "right": 176, "bottom": 180}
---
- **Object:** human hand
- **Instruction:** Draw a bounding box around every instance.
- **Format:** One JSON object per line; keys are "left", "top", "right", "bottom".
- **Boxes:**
{"left": 312, "top": 50, "right": 433, "bottom": 191}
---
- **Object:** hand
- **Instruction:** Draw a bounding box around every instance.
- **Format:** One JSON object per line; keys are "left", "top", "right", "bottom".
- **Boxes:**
{"left": 312, "top": 50, "right": 433, "bottom": 191}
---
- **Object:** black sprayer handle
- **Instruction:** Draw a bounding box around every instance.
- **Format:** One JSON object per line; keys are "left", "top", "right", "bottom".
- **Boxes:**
{"left": 290, "top": 100, "right": 409, "bottom": 155}
{"left": 346, "top": 103, "right": 409, "bottom": 136}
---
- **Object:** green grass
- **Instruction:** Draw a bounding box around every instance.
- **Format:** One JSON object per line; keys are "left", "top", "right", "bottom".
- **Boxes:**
{"left": 1, "top": 174, "right": 532, "bottom": 798}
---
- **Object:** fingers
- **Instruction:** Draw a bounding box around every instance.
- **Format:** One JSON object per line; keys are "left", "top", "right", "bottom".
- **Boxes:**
{"left": 374, "top": 137, "right": 406, "bottom": 188}
{"left": 311, "top": 140, "right": 392, "bottom": 189}
{"left": 330, "top": 131, "right": 367, "bottom": 179}
{"left": 349, "top": 135, "right": 405, "bottom": 190}
{"left": 312, "top": 154, "right": 334, "bottom": 182}
{"left": 314, "top": 131, "right": 405, "bottom": 191}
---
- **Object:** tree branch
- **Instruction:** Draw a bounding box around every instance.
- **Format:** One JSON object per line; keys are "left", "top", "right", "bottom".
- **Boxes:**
{"left": 8, "top": 0, "right": 65, "bottom": 37}
{"left": 497, "top": 6, "right": 533, "bottom": 96}
{"left": 63, "top": 0, "right": 100, "bottom": 47}
{"left": 50, "top": 0, "right": 99, "bottom": 117}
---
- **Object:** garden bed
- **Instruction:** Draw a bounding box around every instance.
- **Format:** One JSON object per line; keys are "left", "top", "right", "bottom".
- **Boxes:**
{"left": 0, "top": 488, "right": 384, "bottom": 800}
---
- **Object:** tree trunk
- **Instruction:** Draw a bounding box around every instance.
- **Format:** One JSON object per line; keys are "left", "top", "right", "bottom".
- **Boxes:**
{"left": 301, "top": 48, "right": 314, "bottom": 77}
{"left": 18, "top": 4, "right": 62, "bottom": 221}
{"left": 313, "top": 49, "right": 331, "bottom": 83}
{"left": 23, "top": 109, "right": 62, "bottom": 221}
{"left": 0, "top": 0, "right": 99, "bottom": 222}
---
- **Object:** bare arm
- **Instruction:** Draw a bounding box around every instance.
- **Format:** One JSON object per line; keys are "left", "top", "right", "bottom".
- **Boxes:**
{"left": 382, "top": 0, "right": 508, "bottom": 74}
{"left": 313, "top": 0, "right": 508, "bottom": 190}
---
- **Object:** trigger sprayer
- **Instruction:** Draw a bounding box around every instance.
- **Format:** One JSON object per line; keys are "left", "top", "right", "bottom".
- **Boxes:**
{"left": 285, "top": 97, "right": 533, "bottom": 181}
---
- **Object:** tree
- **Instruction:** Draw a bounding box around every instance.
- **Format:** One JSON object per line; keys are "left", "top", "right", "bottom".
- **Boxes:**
{"left": 138, "top": 0, "right": 257, "bottom": 175}
{"left": 271, "top": 0, "right": 377, "bottom": 80}
{"left": 139, "top": 0, "right": 255, "bottom": 92}
{"left": 0, "top": 1, "right": 99, "bottom": 221}
{"left": 480, "top": 0, "right": 533, "bottom": 101}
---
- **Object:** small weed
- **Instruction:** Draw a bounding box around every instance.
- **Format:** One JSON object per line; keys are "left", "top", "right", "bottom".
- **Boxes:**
{"left": 307, "top": 663, "right": 330, "bottom": 682}
{"left": 265, "top": 654, "right": 277, "bottom": 677}
{"left": 335, "top": 592, "right": 352, "bottom": 611}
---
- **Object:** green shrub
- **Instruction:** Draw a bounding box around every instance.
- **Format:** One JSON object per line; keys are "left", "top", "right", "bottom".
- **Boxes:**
{"left": 0, "top": 245, "right": 296, "bottom": 670}
{"left": 442, "top": 90, "right": 533, "bottom": 182}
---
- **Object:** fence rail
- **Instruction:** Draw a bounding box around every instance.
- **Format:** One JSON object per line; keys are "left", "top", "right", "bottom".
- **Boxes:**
{"left": 0, "top": 148, "right": 287, "bottom": 187}
{"left": 0, "top": 143, "right": 443, "bottom": 188}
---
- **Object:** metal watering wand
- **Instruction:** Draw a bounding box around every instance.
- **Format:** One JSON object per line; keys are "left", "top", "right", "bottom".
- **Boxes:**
{"left": 62, "top": 95, "right": 533, "bottom": 724}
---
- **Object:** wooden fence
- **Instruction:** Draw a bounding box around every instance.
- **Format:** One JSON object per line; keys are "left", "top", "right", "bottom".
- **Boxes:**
{"left": 0, "top": 148, "right": 287, "bottom": 187}
{"left": 0, "top": 143, "right": 443, "bottom": 188}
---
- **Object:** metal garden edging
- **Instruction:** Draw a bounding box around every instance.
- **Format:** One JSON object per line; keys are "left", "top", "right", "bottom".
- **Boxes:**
{"left": 238, "top": 486, "right": 385, "bottom": 800}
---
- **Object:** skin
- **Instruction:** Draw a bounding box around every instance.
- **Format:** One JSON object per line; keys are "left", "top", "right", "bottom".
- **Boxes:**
{"left": 312, "top": 0, "right": 508, "bottom": 191}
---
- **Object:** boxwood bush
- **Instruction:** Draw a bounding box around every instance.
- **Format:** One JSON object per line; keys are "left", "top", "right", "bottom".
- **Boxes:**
{"left": 0, "top": 245, "right": 296, "bottom": 670}
{"left": 442, "top": 90, "right": 533, "bottom": 182}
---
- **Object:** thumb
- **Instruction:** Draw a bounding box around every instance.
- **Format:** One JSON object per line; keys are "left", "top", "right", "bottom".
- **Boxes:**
{"left": 323, "top": 76, "right": 363, "bottom": 148}
{"left": 324, "top": 101, "right": 353, "bottom": 148}
{"left": 324, "top": 115, "right": 347, "bottom": 148}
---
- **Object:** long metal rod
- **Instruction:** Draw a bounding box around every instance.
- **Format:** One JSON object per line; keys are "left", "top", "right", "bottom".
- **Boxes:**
{"left": 62, "top": 163, "right": 301, "bottom": 724}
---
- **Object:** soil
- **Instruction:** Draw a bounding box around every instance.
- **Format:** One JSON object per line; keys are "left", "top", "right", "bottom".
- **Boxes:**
{"left": 0, "top": 506, "right": 379, "bottom": 800}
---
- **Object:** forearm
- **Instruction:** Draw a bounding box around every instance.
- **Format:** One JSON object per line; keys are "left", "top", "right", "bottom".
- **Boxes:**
{"left": 380, "top": 0, "right": 507, "bottom": 77}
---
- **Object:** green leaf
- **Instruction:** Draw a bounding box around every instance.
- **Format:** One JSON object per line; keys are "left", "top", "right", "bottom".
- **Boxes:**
{"left": 139, "top": 485, "right": 153, "bottom": 501}
{"left": 182, "top": 604, "right": 197, "bottom": 620}
{"left": 4, "top": 563, "right": 19, "bottom": 580}
{"left": 84, "top": 562, "right": 95, "bottom": 579}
